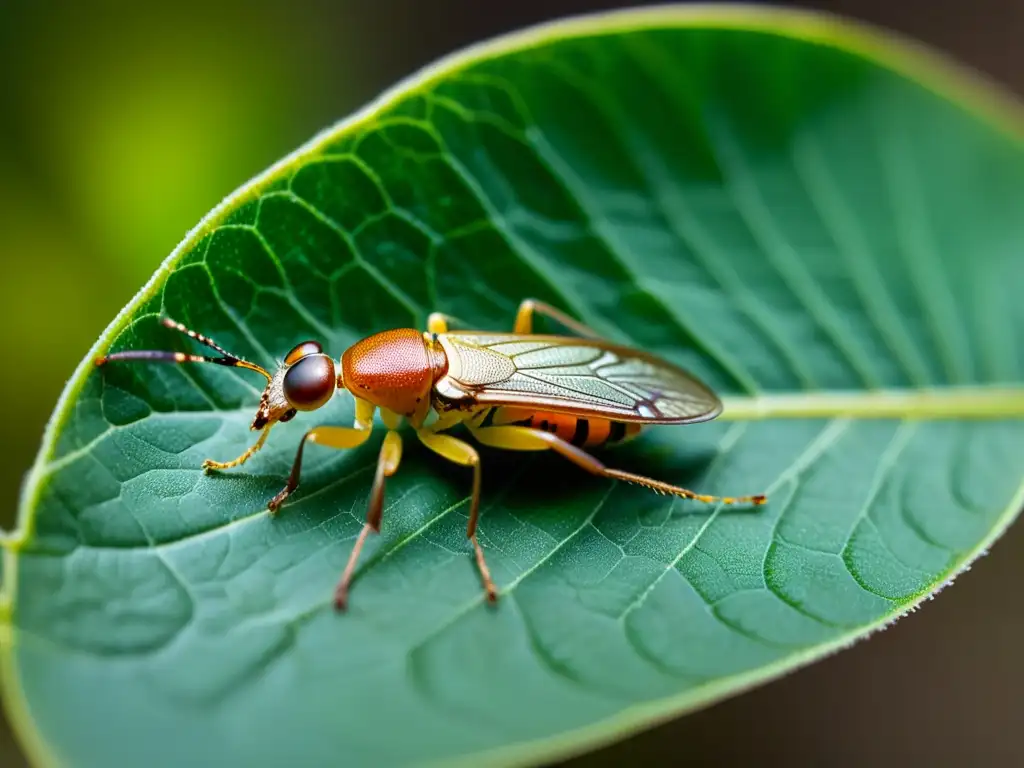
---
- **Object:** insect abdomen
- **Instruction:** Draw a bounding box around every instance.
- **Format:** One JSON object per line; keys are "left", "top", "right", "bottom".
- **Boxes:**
{"left": 485, "top": 407, "right": 641, "bottom": 448}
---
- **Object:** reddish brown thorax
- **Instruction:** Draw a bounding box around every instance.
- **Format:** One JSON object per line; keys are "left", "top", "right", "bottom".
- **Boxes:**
{"left": 340, "top": 329, "right": 448, "bottom": 418}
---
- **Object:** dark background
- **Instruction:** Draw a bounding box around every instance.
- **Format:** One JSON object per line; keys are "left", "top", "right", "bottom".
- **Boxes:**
{"left": 1, "top": 1, "right": 1021, "bottom": 765}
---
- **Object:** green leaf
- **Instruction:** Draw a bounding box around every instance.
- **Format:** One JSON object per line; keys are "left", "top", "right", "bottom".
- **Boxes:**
{"left": 5, "top": 6, "right": 1024, "bottom": 767}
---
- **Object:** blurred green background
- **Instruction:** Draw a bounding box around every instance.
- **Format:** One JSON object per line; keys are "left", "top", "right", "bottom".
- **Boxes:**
{"left": 1, "top": 1, "right": 1021, "bottom": 765}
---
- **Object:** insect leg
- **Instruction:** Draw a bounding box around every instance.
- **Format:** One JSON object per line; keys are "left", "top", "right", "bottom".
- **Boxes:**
{"left": 426, "top": 313, "right": 450, "bottom": 334}
{"left": 416, "top": 430, "right": 497, "bottom": 603}
{"left": 513, "top": 298, "right": 601, "bottom": 338}
{"left": 469, "top": 425, "right": 766, "bottom": 506}
{"left": 267, "top": 424, "right": 374, "bottom": 512}
{"left": 335, "top": 429, "right": 403, "bottom": 611}
{"left": 428, "top": 299, "right": 597, "bottom": 338}
{"left": 202, "top": 423, "right": 273, "bottom": 471}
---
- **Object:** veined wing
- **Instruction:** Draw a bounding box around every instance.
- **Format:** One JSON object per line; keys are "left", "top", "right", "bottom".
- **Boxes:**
{"left": 434, "top": 332, "right": 722, "bottom": 423}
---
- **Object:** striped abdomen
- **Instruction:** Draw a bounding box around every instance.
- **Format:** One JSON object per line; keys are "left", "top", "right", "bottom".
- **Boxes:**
{"left": 477, "top": 407, "right": 642, "bottom": 448}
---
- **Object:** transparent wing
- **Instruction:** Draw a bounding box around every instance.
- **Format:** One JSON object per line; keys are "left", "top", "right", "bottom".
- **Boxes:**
{"left": 436, "top": 333, "right": 722, "bottom": 423}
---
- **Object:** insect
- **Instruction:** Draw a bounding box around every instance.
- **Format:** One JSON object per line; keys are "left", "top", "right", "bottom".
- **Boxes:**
{"left": 95, "top": 299, "right": 766, "bottom": 610}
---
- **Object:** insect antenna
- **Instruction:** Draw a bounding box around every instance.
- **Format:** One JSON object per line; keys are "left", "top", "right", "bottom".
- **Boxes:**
{"left": 95, "top": 317, "right": 271, "bottom": 380}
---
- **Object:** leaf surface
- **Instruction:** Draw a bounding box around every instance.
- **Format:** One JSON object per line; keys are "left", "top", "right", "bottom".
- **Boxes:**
{"left": 4, "top": 7, "right": 1024, "bottom": 768}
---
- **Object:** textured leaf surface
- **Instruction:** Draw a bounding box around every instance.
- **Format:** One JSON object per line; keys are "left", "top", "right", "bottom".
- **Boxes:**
{"left": 5, "top": 8, "right": 1024, "bottom": 768}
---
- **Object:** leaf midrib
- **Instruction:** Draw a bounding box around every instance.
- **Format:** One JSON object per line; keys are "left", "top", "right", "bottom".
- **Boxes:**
{"left": 8, "top": 383, "right": 1021, "bottom": 560}
{"left": 719, "top": 387, "right": 1024, "bottom": 418}
{"left": 20, "top": 385, "right": 1024, "bottom": 513}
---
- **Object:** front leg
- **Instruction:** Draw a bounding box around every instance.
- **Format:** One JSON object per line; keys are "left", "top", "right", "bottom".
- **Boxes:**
{"left": 267, "top": 423, "right": 374, "bottom": 512}
{"left": 202, "top": 423, "right": 273, "bottom": 471}
{"left": 267, "top": 398, "right": 377, "bottom": 512}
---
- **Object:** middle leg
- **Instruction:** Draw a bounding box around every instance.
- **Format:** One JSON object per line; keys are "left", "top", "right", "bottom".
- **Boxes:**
{"left": 334, "top": 429, "right": 403, "bottom": 610}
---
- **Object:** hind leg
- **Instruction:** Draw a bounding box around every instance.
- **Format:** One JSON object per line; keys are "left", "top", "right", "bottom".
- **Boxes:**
{"left": 469, "top": 424, "right": 766, "bottom": 506}
{"left": 416, "top": 430, "right": 497, "bottom": 603}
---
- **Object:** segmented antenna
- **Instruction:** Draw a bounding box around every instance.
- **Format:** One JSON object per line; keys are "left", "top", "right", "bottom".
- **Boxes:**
{"left": 95, "top": 317, "right": 271, "bottom": 380}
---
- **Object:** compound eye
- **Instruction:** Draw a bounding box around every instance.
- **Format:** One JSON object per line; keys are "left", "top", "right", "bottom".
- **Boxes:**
{"left": 283, "top": 354, "right": 335, "bottom": 410}
{"left": 284, "top": 340, "right": 323, "bottom": 366}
